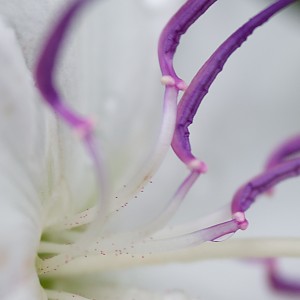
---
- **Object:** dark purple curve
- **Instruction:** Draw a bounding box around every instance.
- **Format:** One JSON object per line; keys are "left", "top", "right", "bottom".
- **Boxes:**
{"left": 35, "top": 0, "right": 93, "bottom": 131}
{"left": 266, "top": 259, "right": 300, "bottom": 294}
{"left": 158, "top": 0, "right": 217, "bottom": 87}
{"left": 231, "top": 157, "right": 300, "bottom": 214}
{"left": 172, "top": 0, "right": 296, "bottom": 166}
{"left": 265, "top": 134, "right": 300, "bottom": 170}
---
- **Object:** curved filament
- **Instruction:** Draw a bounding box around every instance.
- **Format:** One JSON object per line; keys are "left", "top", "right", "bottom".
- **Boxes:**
{"left": 35, "top": 0, "right": 111, "bottom": 254}
{"left": 232, "top": 157, "right": 300, "bottom": 214}
{"left": 112, "top": 0, "right": 218, "bottom": 206}
{"left": 158, "top": 0, "right": 217, "bottom": 88}
{"left": 263, "top": 135, "right": 300, "bottom": 295}
{"left": 172, "top": 0, "right": 296, "bottom": 169}
{"left": 113, "top": 86, "right": 178, "bottom": 209}
{"left": 123, "top": 219, "right": 242, "bottom": 254}
{"left": 265, "top": 134, "right": 300, "bottom": 170}
{"left": 36, "top": 0, "right": 92, "bottom": 129}
{"left": 266, "top": 259, "right": 300, "bottom": 295}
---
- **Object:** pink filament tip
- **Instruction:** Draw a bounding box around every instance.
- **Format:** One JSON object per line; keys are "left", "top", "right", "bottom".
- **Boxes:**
{"left": 233, "top": 212, "right": 249, "bottom": 230}
{"left": 188, "top": 159, "right": 208, "bottom": 174}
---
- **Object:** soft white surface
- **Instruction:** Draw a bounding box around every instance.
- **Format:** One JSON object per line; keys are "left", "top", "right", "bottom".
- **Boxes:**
{"left": 0, "top": 17, "right": 45, "bottom": 300}
{"left": 0, "top": 0, "right": 299, "bottom": 299}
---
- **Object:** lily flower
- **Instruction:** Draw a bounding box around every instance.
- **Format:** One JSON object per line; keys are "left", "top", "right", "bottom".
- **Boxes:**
{"left": 0, "top": 0, "right": 299, "bottom": 299}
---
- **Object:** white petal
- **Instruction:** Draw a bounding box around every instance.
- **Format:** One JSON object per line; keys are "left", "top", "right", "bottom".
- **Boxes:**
{"left": 0, "top": 18, "right": 44, "bottom": 299}
{"left": 0, "top": 0, "right": 68, "bottom": 68}
{"left": 0, "top": 171, "right": 43, "bottom": 299}
{"left": 0, "top": 20, "right": 46, "bottom": 161}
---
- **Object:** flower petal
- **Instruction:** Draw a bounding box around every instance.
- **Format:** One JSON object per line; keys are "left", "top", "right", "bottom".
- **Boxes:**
{"left": 0, "top": 18, "right": 44, "bottom": 299}
{"left": 0, "top": 21, "right": 46, "bottom": 161}
{"left": 0, "top": 156, "right": 43, "bottom": 300}
{"left": 0, "top": 1, "right": 67, "bottom": 68}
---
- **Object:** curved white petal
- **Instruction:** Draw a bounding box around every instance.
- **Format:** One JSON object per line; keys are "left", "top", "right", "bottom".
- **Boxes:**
{"left": 0, "top": 156, "right": 43, "bottom": 299}
{"left": 0, "top": 19, "right": 46, "bottom": 163}
{"left": 0, "top": 18, "right": 44, "bottom": 299}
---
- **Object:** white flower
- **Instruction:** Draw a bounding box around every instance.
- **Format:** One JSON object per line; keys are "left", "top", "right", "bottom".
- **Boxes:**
{"left": 0, "top": 0, "right": 300, "bottom": 300}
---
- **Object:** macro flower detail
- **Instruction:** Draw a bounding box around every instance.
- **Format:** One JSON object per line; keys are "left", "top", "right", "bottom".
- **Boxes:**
{"left": 0, "top": 0, "right": 299, "bottom": 299}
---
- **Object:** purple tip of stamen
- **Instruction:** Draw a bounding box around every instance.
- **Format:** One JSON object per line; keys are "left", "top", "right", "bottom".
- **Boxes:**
{"left": 267, "top": 259, "right": 300, "bottom": 294}
{"left": 231, "top": 157, "right": 300, "bottom": 214}
{"left": 158, "top": 0, "right": 217, "bottom": 89}
{"left": 35, "top": 0, "right": 93, "bottom": 132}
{"left": 172, "top": 0, "right": 297, "bottom": 168}
{"left": 233, "top": 212, "right": 248, "bottom": 230}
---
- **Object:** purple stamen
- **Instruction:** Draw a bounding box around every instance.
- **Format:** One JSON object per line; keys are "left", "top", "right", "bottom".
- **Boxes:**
{"left": 158, "top": 0, "right": 217, "bottom": 90}
{"left": 265, "top": 134, "right": 300, "bottom": 170}
{"left": 232, "top": 157, "right": 300, "bottom": 214}
{"left": 266, "top": 259, "right": 300, "bottom": 294}
{"left": 262, "top": 135, "right": 300, "bottom": 295}
{"left": 172, "top": 0, "right": 296, "bottom": 169}
{"left": 159, "top": 1, "right": 218, "bottom": 174}
{"left": 231, "top": 145, "right": 300, "bottom": 294}
{"left": 35, "top": 0, "right": 93, "bottom": 132}
{"left": 35, "top": 0, "right": 111, "bottom": 252}
{"left": 263, "top": 134, "right": 300, "bottom": 196}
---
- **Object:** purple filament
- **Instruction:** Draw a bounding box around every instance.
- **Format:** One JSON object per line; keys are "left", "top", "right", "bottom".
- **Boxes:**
{"left": 267, "top": 259, "right": 300, "bottom": 294}
{"left": 35, "top": 0, "right": 111, "bottom": 253}
{"left": 231, "top": 152, "right": 300, "bottom": 295}
{"left": 265, "top": 134, "right": 300, "bottom": 170}
{"left": 35, "top": 0, "right": 93, "bottom": 132}
{"left": 232, "top": 134, "right": 300, "bottom": 295}
{"left": 263, "top": 136, "right": 300, "bottom": 295}
{"left": 158, "top": 0, "right": 216, "bottom": 88}
{"left": 231, "top": 157, "right": 300, "bottom": 214}
{"left": 263, "top": 135, "right": 300, "bottom": 196}
{"left": 172, "top": 0, "right": 296, "bottom": 168}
